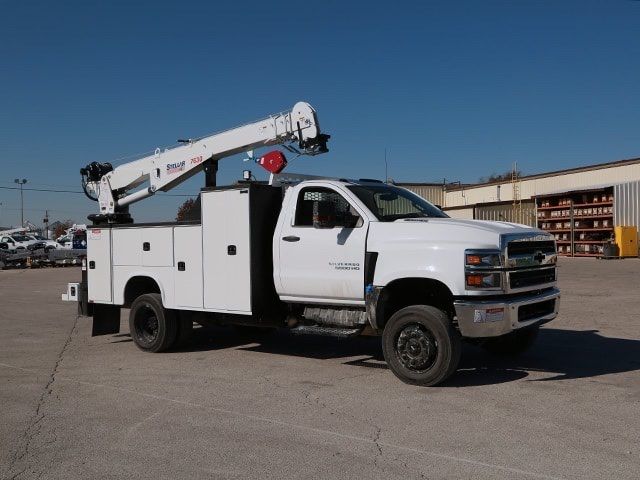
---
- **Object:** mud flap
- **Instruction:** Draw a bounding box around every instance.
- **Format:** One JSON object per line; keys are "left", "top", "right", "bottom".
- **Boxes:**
{"left": 92, "top": 304, "right": 121, "bottom": 336}
{"left": 77, "top": 281, "right": 92, "bottom": 317}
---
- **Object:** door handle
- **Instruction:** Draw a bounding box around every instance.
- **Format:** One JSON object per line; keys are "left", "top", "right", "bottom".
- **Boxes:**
{"left": 282, "top": 236, "right": 300, "bottom": 242}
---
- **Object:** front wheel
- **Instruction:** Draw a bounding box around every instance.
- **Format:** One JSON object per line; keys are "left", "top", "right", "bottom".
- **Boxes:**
{"left": 382, "top": 305, "right": 461, "bottom": 386}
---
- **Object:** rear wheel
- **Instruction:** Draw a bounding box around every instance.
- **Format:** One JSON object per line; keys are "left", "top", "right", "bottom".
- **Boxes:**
{"left": 382, "top": 305, "right": 461, "bottom": 386}
{"left": 129, "top": 293, "right": 177, "bottom": 352}
{"left": 482, "top": 326, "right": 539, "bottom": 356}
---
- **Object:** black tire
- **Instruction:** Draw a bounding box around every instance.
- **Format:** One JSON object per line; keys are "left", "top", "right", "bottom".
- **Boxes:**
{"left": 382, "top": 305, "right": 461, "bottom": 386}
{"left": 482, "top": 326, "right": 539, "bottom": 356}
{"left": 129, "top": 293, "right": 177, "bottom": 352}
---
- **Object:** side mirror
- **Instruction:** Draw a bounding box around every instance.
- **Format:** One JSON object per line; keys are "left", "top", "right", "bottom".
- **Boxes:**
{"left": 434, "top": 205, "right": 443, "bottom": 210}
{"left": 313, "top": 200, "right": 337, "bottom": 229}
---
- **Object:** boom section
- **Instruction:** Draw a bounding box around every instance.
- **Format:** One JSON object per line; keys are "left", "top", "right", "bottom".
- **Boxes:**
{"left": 89, "top": 102, "right": 327, "bottom": 216}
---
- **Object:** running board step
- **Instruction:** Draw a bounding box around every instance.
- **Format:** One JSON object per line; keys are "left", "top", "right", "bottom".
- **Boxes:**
{"left": 290, "top": 325, "right": 362, "bottom": 338}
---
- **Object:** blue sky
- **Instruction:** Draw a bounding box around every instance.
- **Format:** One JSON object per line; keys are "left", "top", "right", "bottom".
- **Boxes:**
{"left": 1, "top": 0, "right": 639, "bottom": 225}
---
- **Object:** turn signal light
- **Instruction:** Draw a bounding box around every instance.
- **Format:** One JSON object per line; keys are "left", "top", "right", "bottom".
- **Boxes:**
{"left": 466, "top": 274, "right": 484, "bottom": 287}
{"left": 465, "top": 272, "right": 501, "bottom": 289}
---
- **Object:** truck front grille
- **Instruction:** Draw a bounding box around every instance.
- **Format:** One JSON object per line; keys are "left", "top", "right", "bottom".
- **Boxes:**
{"left": 518, "top": 299, "right": 556, "bottom": 322}
{"left": 509, "top": 267, "right": 556, "bottom": 289}
{"left": 507, "top": 240, "right": 556, "bottom": 257}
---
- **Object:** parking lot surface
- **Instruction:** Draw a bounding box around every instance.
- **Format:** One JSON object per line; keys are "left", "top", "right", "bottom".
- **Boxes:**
{"left": 1, "top": 259, "right": 639, "bottom": 479}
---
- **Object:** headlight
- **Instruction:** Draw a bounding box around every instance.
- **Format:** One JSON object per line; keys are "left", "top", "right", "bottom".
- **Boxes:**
{"left": 465, "top": 250, "right": 501, "bottom": 268}
{"left": 465, "top": 249, "right": 503, "bottom": 290}
{"left": 466, "top": 272, "right": 501, "bottom": 289}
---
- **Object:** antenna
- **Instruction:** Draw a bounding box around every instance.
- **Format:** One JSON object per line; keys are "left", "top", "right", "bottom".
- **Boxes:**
{"left": 384, "top": 148, "right": 389, "bottom": 183}
{"left": 511, "top": 161, "right": 522, "bottom": 223}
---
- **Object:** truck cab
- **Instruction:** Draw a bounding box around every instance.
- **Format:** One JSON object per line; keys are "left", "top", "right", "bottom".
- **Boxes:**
{"left": 276, "top": 179, "right": 557, "bottom": 315}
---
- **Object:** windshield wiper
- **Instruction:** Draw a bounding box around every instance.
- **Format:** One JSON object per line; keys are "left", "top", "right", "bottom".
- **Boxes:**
{"left": 391, "top": 212, "right": 430, "bottom": 220}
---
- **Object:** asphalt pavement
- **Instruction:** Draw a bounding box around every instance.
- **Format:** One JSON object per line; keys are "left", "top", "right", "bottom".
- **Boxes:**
{"left": 1, "top": 259, "right": 639, "bottom": 479}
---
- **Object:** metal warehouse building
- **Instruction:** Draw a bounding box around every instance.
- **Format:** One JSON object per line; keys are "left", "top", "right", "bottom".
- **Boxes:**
{"left": 398, "top": 156, "right": 640, "bottom": 257}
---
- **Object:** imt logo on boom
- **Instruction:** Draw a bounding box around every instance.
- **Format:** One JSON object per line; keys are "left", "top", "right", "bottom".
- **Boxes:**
{"left": 166, "top": 160, "right": 186, "bottom": 174}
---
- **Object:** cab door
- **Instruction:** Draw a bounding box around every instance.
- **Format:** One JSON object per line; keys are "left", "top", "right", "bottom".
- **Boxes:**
{"left": 277, "top": 186, "right": 367, "bottom": 303}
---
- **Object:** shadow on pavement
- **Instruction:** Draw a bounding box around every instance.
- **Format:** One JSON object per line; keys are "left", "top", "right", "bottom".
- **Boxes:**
{"left": 437, "top": 328, "right": 640, "bottom": 387}
{"left": 118, "top": 326, "right": 640, "bottom": 386}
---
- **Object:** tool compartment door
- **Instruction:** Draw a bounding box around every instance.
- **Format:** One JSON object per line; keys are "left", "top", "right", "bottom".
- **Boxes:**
{"left": 202, "top": 188, "right": 251, "bottom": 313}
{"left": 142, "top": 228, "right": 174, "bottom": 267}
{"left": 87, "top": 228, "right": 112, "bottom": 303}
{"left": 173, "top": 226, "right": 203, "bottom": 308}
{"left": 224, "top": 190, "right": 251, "bottom": 312}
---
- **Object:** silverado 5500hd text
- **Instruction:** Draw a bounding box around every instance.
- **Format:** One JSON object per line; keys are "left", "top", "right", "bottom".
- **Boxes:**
{"left": 63, "top": 102, "right": 559, "bottom": 386}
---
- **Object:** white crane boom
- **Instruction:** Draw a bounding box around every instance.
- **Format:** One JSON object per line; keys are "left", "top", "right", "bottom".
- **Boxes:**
{"left": 81, "top": 101, "right": 329, "bottom": 223}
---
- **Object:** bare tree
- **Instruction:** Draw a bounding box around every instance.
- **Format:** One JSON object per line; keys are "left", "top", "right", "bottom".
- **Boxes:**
{"left": 479, "top": 169, "right": 522, "bottom": 183}
{"left": 176, "top": 198, "right": 199, "bottom": 221}
{"left": 53, "top": 220, "right": 74, "bottom": 238}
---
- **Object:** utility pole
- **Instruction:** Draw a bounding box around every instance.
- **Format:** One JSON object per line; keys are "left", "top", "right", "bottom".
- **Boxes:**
{"left": 43, "top": 209, "right": 49, "bottom": 239}
{"left": 14, "top": 178, "right": 27, "bottom": 227}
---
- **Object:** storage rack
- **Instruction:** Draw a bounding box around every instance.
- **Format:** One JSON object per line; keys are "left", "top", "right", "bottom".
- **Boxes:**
{"left": 535, "top": 187, "right": 614, "bottom": 257}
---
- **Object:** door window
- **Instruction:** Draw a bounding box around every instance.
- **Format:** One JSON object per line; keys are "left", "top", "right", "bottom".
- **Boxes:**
{"left": 294, "top": 187, "right": 362, "bottom": 227}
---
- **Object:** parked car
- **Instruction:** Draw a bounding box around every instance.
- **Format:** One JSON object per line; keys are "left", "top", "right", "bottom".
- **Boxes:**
{"left": 27, "top": 234, "right": 60, "bottom": 250}
{"left": 27, "top": 241, "right": 57, "bottom": 253}
{"left": 0, "top": 234, "right": 34, "bottom": 252}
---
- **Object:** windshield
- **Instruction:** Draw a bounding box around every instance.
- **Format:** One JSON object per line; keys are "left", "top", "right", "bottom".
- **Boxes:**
{"left": 31, "top": 235, "right": 45, "bottom": 240}
{"left": 12, "top": 235, "right": 31, "bottom": 242}
{"left": 347, "top": 184, "right": 448, "bottom": 221}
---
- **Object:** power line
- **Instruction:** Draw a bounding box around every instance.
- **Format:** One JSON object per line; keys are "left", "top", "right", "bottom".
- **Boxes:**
{"left": 0, "top": 185, "right": 83, "bottom": 194}
{"left": 0, "top": 185, "right": 194, "bottom": 197}
{"left": 0, "top": 181, "right": 80, "bottom": 189}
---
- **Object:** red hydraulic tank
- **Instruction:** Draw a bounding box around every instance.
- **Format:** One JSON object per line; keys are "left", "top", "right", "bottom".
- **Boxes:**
{"left": 258, "top": 150, "right": 287, "bottom": 174}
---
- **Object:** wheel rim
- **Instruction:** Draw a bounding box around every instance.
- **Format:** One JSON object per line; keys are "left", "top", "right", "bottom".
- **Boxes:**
{"left": 395, "top": 323, "right": 438, "bottom": 373}
{"left": 134, "top": 304, "right": 159, "bottom": 344}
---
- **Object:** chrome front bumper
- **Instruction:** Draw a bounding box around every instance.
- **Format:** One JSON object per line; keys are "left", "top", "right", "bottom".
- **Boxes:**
{"left": 453, "top": 287, "right": 560, "bottom": 338}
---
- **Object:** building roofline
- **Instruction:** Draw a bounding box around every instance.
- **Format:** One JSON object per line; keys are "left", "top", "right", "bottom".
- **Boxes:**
{"left": 395, "top": 182, "right": 444, "bottom": 187}
{"left": 441, "top": 156, "right": 640, "bottom": 192}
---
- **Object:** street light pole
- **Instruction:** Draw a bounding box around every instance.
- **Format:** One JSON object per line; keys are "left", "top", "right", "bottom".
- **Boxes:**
{"left": 14, "top": 178, "right": 27, "bottom": 227}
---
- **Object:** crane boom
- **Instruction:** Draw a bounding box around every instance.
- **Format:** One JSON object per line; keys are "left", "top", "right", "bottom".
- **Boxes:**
{"left": 81, "top": 101, "right": 329, "bottom": 223}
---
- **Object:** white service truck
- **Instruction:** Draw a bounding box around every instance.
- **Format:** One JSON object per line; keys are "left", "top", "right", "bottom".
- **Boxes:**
{"left": 63, "top": 102, "right": 559, "bottom": 386}
{"left": 0, "top": 229, "right": 36, "bottom": 252}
